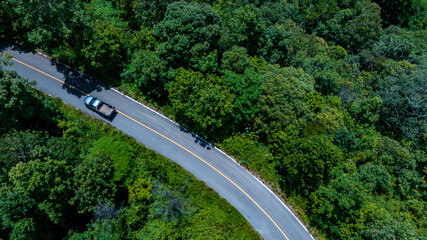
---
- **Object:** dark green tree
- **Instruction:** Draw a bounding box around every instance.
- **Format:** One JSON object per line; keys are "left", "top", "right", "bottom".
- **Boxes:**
{"left": 220, "top": 4, "right": 266, "bottom": 55}
{"left": 263, "top": 20, "right": 327, "bottom": 68}
{"left": 122, "top": 49, "right": 168, "bottom": 100}
{"left": 153, "top": 1, "right": 221, "bottom": 69}
{"left": 0, "top": 69, "right": 37, "bottom": 131}
{"left": 372, "top": 0, "right": 427, "bottom": 29}
{"left": 302, "top": 53, "right": 355, "bottom": 95}
{"left": 0, "top": 189, "right": 38, "bottom": 240}
{"left": 262, "top": 20, "right": 303, "bottom": 66}
{"left": 378, "top": 63, "right": 426, "bottom": 146}
{"left": 295, "top": 0, "right": 340, "bottom": 31}
{"left": 333, "top": 128, "right": 357, "bottom": 152}
{"left": 372, "top": 26, "right": 416, "bottom": 61}
{"left": 358, "top": 164, "right": 392, "bottom": 195}
{"left": 272, "top": 133, "right": 344, "bottom": 194}
{"left": 222, "top": 68, "right": 263, "bottom": 131}
{"left": 0, "top": 132, "right": 77, "bottom": 186}
{"left": 0, "top": 0, "right": 82, "bottom": 49}
{"left": 79, "top": 0, "right": 129, "bottom": 80}
{"left": 310, "top": 173, "right": 369, "bottom": 238}
{"left": 0, "top": 159, "right": 72, "bottom": 239}
{"left": 133, "top": 0, "right": 177, "bottom": 27}
{"left": 0, "top": 67, "right": 63, "bottom": 132}
{"left": 0, "top": 131, "right": 45, "bottom": 181}
{"left": 259, "top": 1, "right": 298, "bottom": 27}
{"left": 220, "top": 46, "right": 252, "bottom": 74}
{"left": 71, "top": 153, "right": 116, "bottom": 214}
{"left": 315, "top": 0, "right": 383, "bottom": 53}
{"left": 374, "top": 137, "right": 423, "bottom": 199}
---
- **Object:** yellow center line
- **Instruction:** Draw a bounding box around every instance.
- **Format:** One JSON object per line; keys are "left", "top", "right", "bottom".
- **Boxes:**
{"left": 0, "top": 53, "right": 89, "bottom": 96}
{"left": 117, "top": 110, "right": 289, "bottom": 240}
{"left": 2, "top": 52, "right": 290, "bottom": 240}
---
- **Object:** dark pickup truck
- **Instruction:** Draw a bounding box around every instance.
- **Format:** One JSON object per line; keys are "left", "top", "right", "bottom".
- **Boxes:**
{"left": 84, "top": 95, "right": 115, "bottom": 117}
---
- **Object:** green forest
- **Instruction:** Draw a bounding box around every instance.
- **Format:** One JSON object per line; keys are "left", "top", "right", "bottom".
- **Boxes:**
{"left": 1, "top": 0, "right": 426, "bottom": 239}
{"left": 0, "top": 61, "right": 259, "bottom": 239}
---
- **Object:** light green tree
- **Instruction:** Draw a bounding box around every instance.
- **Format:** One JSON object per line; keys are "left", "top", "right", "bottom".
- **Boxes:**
{"left": 255, "top": 65, "right": 315, "bottom": 138}
{"left": 168, "top": 68, "right": 235, "bottom": 138}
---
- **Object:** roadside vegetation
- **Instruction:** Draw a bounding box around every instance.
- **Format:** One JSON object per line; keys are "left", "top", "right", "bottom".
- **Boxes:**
{"left": 1, "top": 0, "right": 426, "bottom": 239}
{"left": 0, "top": 63, "right": 259, "bottom": 239}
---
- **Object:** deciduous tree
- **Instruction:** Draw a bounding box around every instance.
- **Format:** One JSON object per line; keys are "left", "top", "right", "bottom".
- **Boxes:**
{"left": 378, "top": 63, "right": 426, "bottom": 146}
{"left": 310, "top": 173, "right": 369, "bottom": 238}
{"left": 0, "top": 159, "right": 72, "bottom": 239}
{"left": 0, "top": 69, "right": 37, "bottom": 131}
{"left": 220, "top": 4, "right": 266, "bottom": 55}
{"left": 168, "top": 68, "right": 234, "bottom": 138}
{"left": 255, "top": 65, "right": 315, "bottom": 138}
{"left": 272, "top": 133, "right": 344, "bottom": 193}
{"left": 71, "top": 153, "right": 116, "bottom": 214}
{"left": 153, "top": 1, "right": 221, "bottom": 69}
{"left": 315, "top": 0, "right": 382, "bottom": 53}
{"left": 1, "top": 0, "right": 82, "bottom": 49}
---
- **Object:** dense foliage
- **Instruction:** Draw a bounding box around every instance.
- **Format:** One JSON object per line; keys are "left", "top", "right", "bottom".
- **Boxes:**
{"left": 1, "top": 0, "right": 426, "bottom": 239}
{"left": 0, "top": 64, "right": 259, "bottom": 239}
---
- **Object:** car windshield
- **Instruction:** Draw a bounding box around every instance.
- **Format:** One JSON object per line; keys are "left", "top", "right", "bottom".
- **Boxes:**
{"left": 93, "top": 99, "right": 101, "bottom": 108}
{"left": 84, "top": 96, "right": 94, "bottom": 105}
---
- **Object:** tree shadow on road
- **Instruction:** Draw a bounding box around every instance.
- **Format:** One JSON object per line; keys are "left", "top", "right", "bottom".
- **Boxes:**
{"left": 0, "top": 40, "right": 35, "bottom": 55}
{"left": 50, "top": 60, "right": 105, "bottom": 98}
{"left": 179, "top": 126, "right": 214, "bottom": 150}
{"left": 0, "top": 39, "right": 107, "bottom": 99}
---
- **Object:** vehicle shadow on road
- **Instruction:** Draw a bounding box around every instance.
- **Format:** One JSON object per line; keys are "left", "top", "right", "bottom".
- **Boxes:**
{"left": 108, "top": 110, "right": 118, "bottom": 121}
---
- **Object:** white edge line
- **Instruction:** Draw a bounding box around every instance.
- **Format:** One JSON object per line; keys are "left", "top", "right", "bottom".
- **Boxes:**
{"left": 216, "top": 148, "right": 315, "bottom": 240}
{"left": 110, "top": 88, "right": 314, "bottom": 240}
{"left": 8, "top": 50, "right": 165, "bottom": 156}
{"left": 110, "top": 88, "right": 179, "bottom": 126}
{"left": 30, "top": 48, "right": 314, "bottom": 239}
{"left": 31, "top": 50, "right": 176, "bottom": 126}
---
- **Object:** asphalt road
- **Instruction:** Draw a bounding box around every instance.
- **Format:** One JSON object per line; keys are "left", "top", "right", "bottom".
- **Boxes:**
{"left": 1, "top": 40, "right": 313, "bottom": 240}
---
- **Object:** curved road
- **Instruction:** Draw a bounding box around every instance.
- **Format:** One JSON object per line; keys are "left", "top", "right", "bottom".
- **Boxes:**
{"left": 1, "top": 41, "right": 313, "bottom": 240}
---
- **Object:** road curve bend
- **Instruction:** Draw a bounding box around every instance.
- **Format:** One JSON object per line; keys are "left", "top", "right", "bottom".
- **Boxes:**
{"left": 0, "top": 40, "right": 313, "bottom": 240}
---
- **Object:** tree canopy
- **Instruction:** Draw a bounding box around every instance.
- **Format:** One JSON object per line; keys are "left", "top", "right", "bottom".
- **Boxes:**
{"left": 1, "top": 0, "right": 425, "bottom": 238}
{"left": 0, "top": 64, "right": 259, "bottom": 239}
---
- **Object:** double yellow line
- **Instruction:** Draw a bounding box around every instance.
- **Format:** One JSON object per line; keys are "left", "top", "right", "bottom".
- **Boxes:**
{"left": 1, "top": 52, "right": 290, "bottom": 240}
